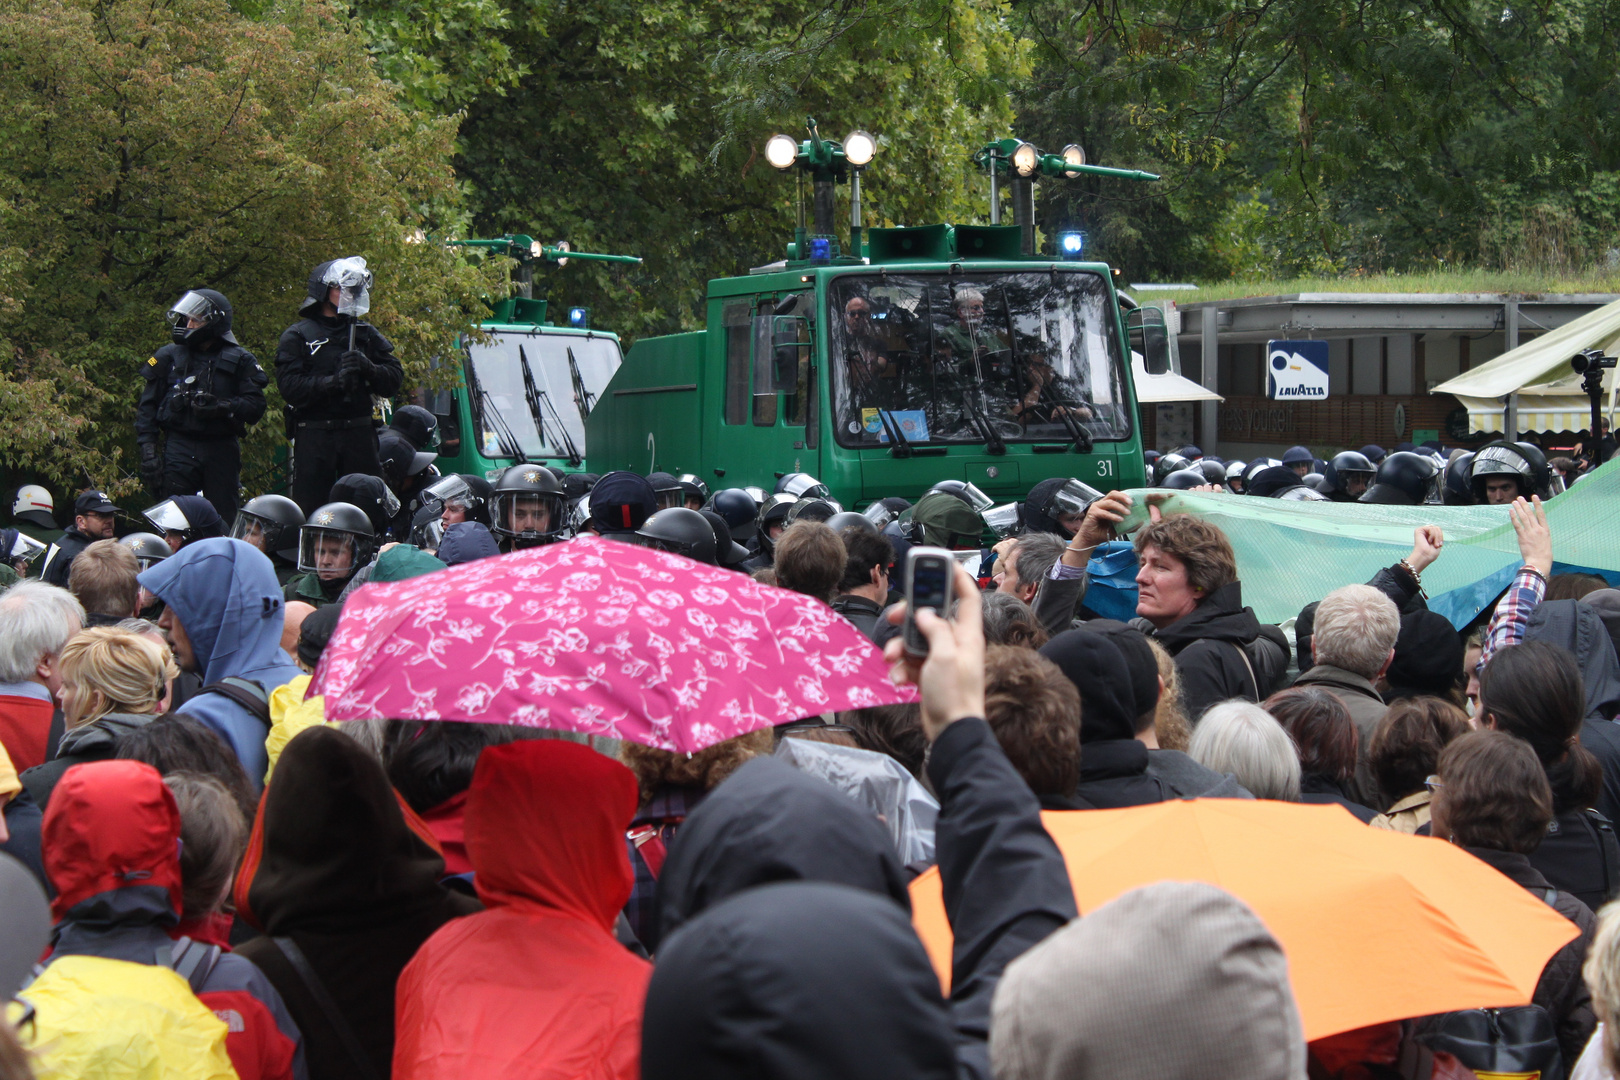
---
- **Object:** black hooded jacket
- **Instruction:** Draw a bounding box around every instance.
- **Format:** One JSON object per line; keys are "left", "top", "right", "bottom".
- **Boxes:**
{"left": 1139, "top": 582, "right": 1287, "bottom": 721}
{"left": 644, "top": 883, "right": 960, "bottom": 1080}
{"left": 1039, "top": 630, "right": 1172, "bottom": 808}
{"left": 234, "top": 727, "right": 480, "bottom": 1080}
{"left": 137, "top": 290, "right": 268, "bottom": 442}
{"left": 275, "top": 264, "right": 402, "bottom": 422}
{"left": 1527, "top": 599, "right": 1620, "bottom": 830}
{"left": 655, "top": 719, "right": 1077, "bottom": 1080}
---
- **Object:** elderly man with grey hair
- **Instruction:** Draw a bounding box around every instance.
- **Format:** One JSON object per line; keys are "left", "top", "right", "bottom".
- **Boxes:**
{"left": 995, "top": 532, "right": 1067, "bottom": 607}
{"left": 0, "top": 580, "right": 85, "bottom": 773}
{"left": 1293, "top": 583, "right": 1400, "bottom": 809}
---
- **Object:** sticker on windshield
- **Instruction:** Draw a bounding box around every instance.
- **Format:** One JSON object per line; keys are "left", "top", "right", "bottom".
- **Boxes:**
{"left": 861, "top": 409, "right": 929, "bottom": 444}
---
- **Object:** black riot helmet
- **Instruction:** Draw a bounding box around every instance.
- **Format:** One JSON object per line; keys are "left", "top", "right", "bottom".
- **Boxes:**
{"left": 700, "top": 510, "right": 752, "bottom": 567}
{"left": 1152, "top": 453, "right": 1190, "bottom": 485}
{"left": 708, "top": 488, "right": 759, "bottom": 544}
{"left": 298, "top": 502, "right": 376, "bottom": 579}
{"left": 647, "top": 472, "right": 685, "bottom": 512}
{"left": 1197, "top": 459, "right": 1228, "bottom": 486}
{"left": 165, "top": 289, "right": 236, "bottom": 346}
{"left": 420, "top": 473, "right": 491, "bottom": 527}
{"left": 1246, "top": 466, "right": 1309, "bottom": 498}
{"left": 637, "top": 507, "right": 719, "bottom": 565}
{"left": 824, "top": 511, "right": 878, "bottom": 537}
{"left": 756, "top": 493, "right": 799, "bottom": 557}
{"left": 230, "top": 494, "right": 305, "bottom": 563}
{"left": 1321, "top": 451, "right": 1376, "bottom": 500}
{"left": 1242, "top": 458, "right": 1281, "bottom": 491}
{"left": 1470, "top": 440, "right": 1554, "bottom": 503}
{"left": 491, "top": 464, "right": 566, "bottom": 544}
{"left": 677, "top": 474, "right": 710, "bottom": 508}
{"left": 1444, "top": 451, "right": 1477, "bottom": 505}
{"left": 329, "top": 474, "right": 401, "bottom": 537}
{"left": 784, "top": 497, "right": 843, "bottom": 527}
{"left": 1161, "top": 468, "right": 1212, "bottom": 491}
{"left": 299, "top": 257, "right": 372, "bottom": 318}
{"left": 300, "top": 260, "right": 337, "bottom": 316}
{"left": 1360, "top": 451, "right": 1441, "bottom": 506}
{"left": 119, "top": 532, "right": 171, "bottom": 572}
{"left": 389, "top": 405, "right": 441, "bottom": 450}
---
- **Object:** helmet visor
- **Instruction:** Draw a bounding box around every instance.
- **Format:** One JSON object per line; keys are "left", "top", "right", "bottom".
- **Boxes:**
{"left": 861, "top": 501, "right": 897, "bottom": 530}
{"left": 1044, "top": 478, "right": 1104, "bottom": 518}
{"left": 143, "top": 499, "right": 191, "bottom": 535}
{"left": 983, "top": 502, "right": 1022, "bottom": 539}
{"left": 410, "top": 517, "right": 447, "bottom": 551}
{"left": 322, "top": 257, "right": 373, "bottom": 317}
{"left": 491, "top": 491, "right": 564, "bottom": 539}
{"left": 298, "top": 528, "right": 364, "bottom": 577}
{"left": 229, "top": 512, "right": 274, "bottom": 553}
{"left": 654, "top": 487, "right": 684, "bottom": 511}
{"left": 1472, "top": 445, "right": 1531, "bottom": 479}
{"left": 956, "top": 482, "right": 995, "bottom": 513}
{"left": 9, "top": 531, "right": 45, "bottom": 565}
{"left": 165, "top": 291, "right": 220, "bottom": 329}
{"left": 421, "top": 475, "right": 476, "bottom": 517}
{"left": 782, "top": 474, "right": 830, "bottom": 499}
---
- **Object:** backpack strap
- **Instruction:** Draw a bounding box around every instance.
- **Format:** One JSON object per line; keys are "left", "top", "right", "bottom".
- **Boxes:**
{"left": 272, "top": 936, "right": 383, "bottom": 1080}
{"left": 162, "top": 936, "right": 223, "bottom": 996}
{"left": 1230, "top": 641, "right": 1259, "bottom": 701}
{"left": 628, "top": 824, "right": 672, "bottom": 878}
{"left": 198, "top": 677, "right": 270, "bottom": 727}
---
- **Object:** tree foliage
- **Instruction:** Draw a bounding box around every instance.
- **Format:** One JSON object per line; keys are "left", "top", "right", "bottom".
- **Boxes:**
{"left": 451, "top": 0, "right": 1028, "bottom": 337}
{"left": 1016, "top": 0, "right": 1620, "bottom": 281}
{"left": 0, "top": 0, "right": 501, "bottom": 496}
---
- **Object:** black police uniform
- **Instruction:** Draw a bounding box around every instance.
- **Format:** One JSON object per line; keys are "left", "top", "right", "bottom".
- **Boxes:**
{"left": 135, "top": 295, "right": 267, "bottom": 524}
{"left": 276, "top": 263, "right": 405, "bottom": 516}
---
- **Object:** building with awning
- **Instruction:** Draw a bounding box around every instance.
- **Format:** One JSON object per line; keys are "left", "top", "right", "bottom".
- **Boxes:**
{"left": 1431, "top": 296, "right": 1620, "bottom": 436}
{"left": 1158, "top": 290, "right": 1620, "bottom": 455}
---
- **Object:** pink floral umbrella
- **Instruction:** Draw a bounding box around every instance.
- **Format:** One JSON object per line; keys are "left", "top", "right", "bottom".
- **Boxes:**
{"left": 312, "top": 536, "right": 915, "bottom": 752}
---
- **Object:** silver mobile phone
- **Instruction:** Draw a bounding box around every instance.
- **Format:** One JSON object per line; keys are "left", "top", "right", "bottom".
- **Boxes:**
{"left": 903, "top": 546, "right": 956, "bottom": 657}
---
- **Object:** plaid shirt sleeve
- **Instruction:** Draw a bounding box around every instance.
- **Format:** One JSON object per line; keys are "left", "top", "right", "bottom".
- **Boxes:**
{"left": 1479, "top": 565, "right": 1547, "bottom": 673}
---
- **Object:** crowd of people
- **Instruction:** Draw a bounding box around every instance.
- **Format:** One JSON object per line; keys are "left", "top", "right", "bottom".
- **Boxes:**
{"left": 2, "top": 435, "right": 1620, "bottom": 1080}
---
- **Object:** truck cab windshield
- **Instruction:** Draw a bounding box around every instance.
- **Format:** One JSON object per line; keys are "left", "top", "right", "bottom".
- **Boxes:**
{"left": 829, "top": 271, "right": 1131, "bottom": 447}
{"left": 468, "top": 333, "right": 621, "bottom": 459}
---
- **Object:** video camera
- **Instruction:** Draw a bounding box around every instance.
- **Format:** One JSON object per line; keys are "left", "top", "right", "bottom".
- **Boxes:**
{"left": 1571, "top": 348, "right": 1616, "bottom": 377}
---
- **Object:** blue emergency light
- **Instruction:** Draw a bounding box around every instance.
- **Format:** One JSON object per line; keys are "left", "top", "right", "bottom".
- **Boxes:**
{"left": 568, "top": 306, "right": 590, "bottom": 329}
{"left": 1058, "top": 232, "right": 1084, "bottom": 259}
{"left": 809, "top": 237, "right": 832, "bottom": 263}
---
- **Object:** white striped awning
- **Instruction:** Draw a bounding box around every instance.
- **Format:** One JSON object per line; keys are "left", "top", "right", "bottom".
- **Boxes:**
{"left": 1454, "top": 393, "right": 1606, "bottom": 435}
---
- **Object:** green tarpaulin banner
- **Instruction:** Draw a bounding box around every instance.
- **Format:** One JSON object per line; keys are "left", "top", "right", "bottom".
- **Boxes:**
{"left": 1112, "top": 459, "right": 1620, "bottom": 629}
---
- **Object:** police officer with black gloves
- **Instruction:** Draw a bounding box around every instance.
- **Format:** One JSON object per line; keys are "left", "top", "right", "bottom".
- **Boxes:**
{"left": 276, "top": 257, "right": 404, "bottom": 516}
{"left": 136, "top": 289, "right": 268, "bottom": 523}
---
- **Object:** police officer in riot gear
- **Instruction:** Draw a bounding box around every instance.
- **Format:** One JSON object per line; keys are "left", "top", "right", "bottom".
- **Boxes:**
{"left": 1469, "top": 440, "right": 1554, "bottom": 504}
{"left": 490, "top": 465, "right": 567, "bottom": 551}
{"left": 136, "top": 289, "right": 268, "bottom": 523}
{"left": 285, "top": 501, "right": 376, "bottom": 608}
{"left": 637, "top": 507, "right": 720, "bottom": 565}
{"left": 276, "top": 258, "right": 404, "bottom": 516}
{"left": 230, "top": 494, "right": 305, "bottom": 579}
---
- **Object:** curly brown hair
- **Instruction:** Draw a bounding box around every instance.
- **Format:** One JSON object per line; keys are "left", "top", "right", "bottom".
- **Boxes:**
{"left": 619, "top": 729, "right": 773, "bottom": 807}
{"left": 1132, "top": 513, "right": 1238, "bottom": 596}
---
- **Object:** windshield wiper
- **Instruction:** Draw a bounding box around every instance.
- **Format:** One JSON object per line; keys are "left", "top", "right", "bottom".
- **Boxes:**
{"left": 519, "top": 344, "right": 583, "bottom": 467}
{"left": 566, "top": 346, "right": 596, "bottom": 422}
{"left": 465, "top": 349, "right": 527, "bottom": 462}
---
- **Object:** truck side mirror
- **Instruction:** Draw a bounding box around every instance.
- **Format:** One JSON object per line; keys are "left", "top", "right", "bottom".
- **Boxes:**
{"left": 1128, "top": 307, "right": 1171, "bottom": 375}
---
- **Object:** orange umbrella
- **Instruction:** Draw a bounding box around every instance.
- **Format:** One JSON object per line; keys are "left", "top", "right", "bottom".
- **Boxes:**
{"left": 910, "top": 800, "right": 1579, "bottom": 1042}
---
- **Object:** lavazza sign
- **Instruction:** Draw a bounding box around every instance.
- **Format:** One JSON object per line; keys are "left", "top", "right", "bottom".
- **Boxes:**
{"left": 1266, "top": 340, "right": 1331, "bottom": 401}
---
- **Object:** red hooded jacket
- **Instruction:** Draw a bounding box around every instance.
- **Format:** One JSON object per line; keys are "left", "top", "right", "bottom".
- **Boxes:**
{"left": 42, "top": 760, "right": 306, "bottom": 1080}
{"left": 393, "top": 740, "right": 651, "bottom": 1080}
